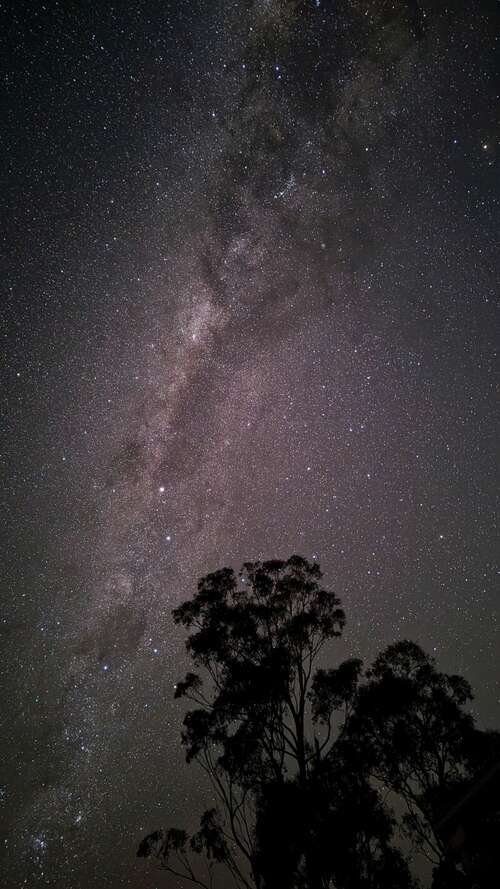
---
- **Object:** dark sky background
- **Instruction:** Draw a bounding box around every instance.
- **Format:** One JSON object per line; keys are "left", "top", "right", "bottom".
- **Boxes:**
{"left": 1, "top": 1, "right": 499, "bottom": 886}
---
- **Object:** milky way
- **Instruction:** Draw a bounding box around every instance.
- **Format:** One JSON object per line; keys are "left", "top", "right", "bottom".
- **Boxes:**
{"left": 2, "top": 2, "right": 499, "bottom": 887}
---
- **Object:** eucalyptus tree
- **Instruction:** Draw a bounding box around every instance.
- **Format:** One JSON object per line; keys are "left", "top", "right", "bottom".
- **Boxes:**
{"left": 139, "top": 558, "right": 496, "bottom": 888}
{"left": 348, "top": 640, "right": 500, "bottom": 887}
{"left": 139, "top": 556, "right": 380, "bottom": 887}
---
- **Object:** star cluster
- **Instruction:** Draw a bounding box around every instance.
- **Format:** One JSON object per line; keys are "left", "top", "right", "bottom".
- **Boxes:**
{"left": 2, "top": 2, "right": 499, "bottom": 887}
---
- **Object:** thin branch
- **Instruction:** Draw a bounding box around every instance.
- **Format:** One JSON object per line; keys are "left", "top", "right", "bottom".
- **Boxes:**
{"left": 156, "top": 853, "right": 210, "bottom": 889}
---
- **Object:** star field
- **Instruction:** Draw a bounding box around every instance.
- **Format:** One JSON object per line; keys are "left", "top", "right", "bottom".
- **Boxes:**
{"left": 1, "top": 1, "right": 499, "bottom": 887}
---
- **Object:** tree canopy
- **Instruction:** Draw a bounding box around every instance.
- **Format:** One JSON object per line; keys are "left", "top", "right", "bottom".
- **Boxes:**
{"left": 138, "top": 556, "right": 499, "bottom": 889}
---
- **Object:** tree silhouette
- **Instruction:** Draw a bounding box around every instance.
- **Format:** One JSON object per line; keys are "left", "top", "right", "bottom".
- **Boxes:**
{"left": 345, "top": 640, "right": 500, "bottom": 887}
{"left": 141, "top": 556, "right": 350, "bottom": 887}
{"left": 138, "top": 557, "right": 498, "bottom": 889}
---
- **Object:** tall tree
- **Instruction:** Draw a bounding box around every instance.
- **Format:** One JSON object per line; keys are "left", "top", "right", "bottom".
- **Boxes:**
{"left": 138, "top": 556, "right": 413, "bottom": 889}
{"left": 346, "top": 640, "right": 500, "bottom": 887}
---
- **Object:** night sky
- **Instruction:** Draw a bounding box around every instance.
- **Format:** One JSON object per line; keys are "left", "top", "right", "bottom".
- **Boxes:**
{"left": 2, "top": 1, "right": 499, "bottom": 886}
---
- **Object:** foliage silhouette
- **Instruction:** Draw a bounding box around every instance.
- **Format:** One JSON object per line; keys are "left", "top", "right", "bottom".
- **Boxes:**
{"left": 344, "top": 640, "right": 500, "bottom": 886}
{"left": 138, "top": 556, "right": 498, "bottom": 889}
